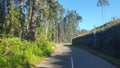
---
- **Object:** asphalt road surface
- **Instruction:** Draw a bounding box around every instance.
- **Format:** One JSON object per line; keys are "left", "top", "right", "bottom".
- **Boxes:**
{"left": 35, "top": 44, "right": 116, "bottom": 68}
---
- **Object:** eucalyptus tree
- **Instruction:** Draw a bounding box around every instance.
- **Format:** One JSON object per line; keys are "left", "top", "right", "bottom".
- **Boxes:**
{"left": 44, "top": 0, "right": 51, "bottom": 40}
{"left": 57, "top": 5, "right": 64, "bottom": 42}
{"left": 43, "top": 0, "right": 60, "bottom": 41}
{"left": 0, "top": 0, "right": 5, "bottom": 35}
{"left": 36, "top": 0, "right": 52, "bottom": 41}
{"left": 0, "top": 0, "right": 22, "bottom": 37}
{"left": 0, "top": 0, "right": 82, "bottom": 43}
{"left": 63, "top": 10, "right": 82, "bottom": 42}
{"left": 18, "top": 0, "right": 26, "bottom": 40}
{"left": 28, "top": 0, "right": 39, "bottom": 41}
{"left": 0, "top": 0, "right": 5, "bottom": 24}
{"left": 51, "top": 0, "right": 61, "bottom": 42}
{"left": 97, "top": 0, "right": 109, "bottom": 25}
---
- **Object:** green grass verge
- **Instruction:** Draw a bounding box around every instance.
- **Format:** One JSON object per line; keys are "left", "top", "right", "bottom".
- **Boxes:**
{"left": 73, "top": 45, "right": 120, "bottom": 68}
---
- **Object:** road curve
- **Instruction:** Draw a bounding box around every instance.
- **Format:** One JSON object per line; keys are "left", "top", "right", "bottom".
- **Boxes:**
{"left": 35, "top": 44, "right": 116, "bottom": 68}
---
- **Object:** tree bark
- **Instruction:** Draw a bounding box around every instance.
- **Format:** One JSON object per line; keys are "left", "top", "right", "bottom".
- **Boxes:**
{"left": 28, "top": 0, "right": 38, "bottom": 42}
{"left": 46, "top": 20, "right": 48, "bottom": 40}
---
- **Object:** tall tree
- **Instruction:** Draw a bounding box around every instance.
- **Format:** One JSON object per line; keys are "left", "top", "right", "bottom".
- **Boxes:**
{"left": 62, "top": 10, "right": 82, "bottom": 42}
{"left": 0, "top": 0, "right": 5, "bottom": 24}
{"left": 0, "top": 0, "right": 5, "bottom": 34}
{"left": 28, "top": 0, "right": 38, "bottom": 41}
{"left": 57, "top": 5, "right": 64, "bottom": 42}
{"left": 19, "top": 0, "right": 26, "bottom": 40}
{"left": 97, "top": 0, "right": 109, "bottom": 25}
{"left": 0, "top": 0, "right": 82, "bottom": 43}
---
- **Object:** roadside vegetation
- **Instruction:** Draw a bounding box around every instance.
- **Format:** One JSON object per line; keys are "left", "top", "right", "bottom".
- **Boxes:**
{"left": 0, "top": 0, "right": 82, "bottom": 68}
{"left": 0, "top": 38, "right": 55, "bottom": 68}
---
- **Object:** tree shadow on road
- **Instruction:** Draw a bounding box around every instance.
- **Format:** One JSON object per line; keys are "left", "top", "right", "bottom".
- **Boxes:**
{"left": 35, "top": 45, "right": 73, "bottom": 68}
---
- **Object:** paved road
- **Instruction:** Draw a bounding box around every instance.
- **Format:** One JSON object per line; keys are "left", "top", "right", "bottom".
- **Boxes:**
{"left": 35, "top": 44, "right": 116, "bottom": 68}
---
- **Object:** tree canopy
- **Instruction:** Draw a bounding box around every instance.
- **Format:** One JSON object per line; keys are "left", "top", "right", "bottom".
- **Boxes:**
{"left": 0, "top": 0, "right": 82, "bottom": 42}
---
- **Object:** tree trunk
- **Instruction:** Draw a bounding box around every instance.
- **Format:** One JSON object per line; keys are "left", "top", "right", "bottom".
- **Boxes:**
{"left": 28, "top": 0, "right": 38, "bottom": 42}
{"left": 46, "top": 20, "right": 48, "bottom": 39}
{"left": 101, "top": 6, "right": 104, "bottom": 30}
{"left": 19, "top": 0, "right": 25, "bottom": 41}
{"left": 0, "top": 0, "right": 5, "bottom": 35}
{"left": 0, "top": 0, "right": 5, "bottom": 24}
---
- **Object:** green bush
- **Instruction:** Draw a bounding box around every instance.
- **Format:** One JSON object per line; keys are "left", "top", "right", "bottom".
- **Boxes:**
{"left": 0, "top": 38, "right": 55, "bottom": 68}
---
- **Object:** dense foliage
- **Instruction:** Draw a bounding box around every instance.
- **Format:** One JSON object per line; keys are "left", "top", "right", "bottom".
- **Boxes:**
{"left": 0, "top": 0, "right": 82, "bottom": 67}
{"left": 72, "top": 18, "right": 120, "bottom": 59}
{"left": 0, "top": 38, "right": 55, "bottom": 68}
{"left": 0, "top": 0, "right": 82, "bottom": 42}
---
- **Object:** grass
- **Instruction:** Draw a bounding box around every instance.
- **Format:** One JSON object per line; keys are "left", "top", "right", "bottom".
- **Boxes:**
{"left": 73, "top": 45, "right": 120, "bottom": 68}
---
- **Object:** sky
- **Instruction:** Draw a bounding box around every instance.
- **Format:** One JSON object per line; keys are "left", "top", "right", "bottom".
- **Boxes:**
{"left": 58, "top": 0, "right": 120, "bottom": 30}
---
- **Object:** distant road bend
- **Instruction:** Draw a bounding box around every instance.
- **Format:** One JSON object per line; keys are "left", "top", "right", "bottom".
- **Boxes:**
{"left": 35, "top": 44, "right": 116, "bottom": 68}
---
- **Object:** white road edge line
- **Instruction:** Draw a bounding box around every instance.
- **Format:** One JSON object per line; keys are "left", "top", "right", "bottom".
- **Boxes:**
{"left": 71, "top": 57, "right": 74, "bottom": 68}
